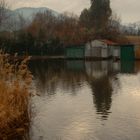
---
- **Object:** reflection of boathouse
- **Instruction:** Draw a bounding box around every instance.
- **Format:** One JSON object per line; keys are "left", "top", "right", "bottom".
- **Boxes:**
{"left": 66, "top": 60, "right": 85, "bottom": 71}
{"left": 85, "top": 61, "right": 121, "bottom": 79}
{"left": 90, "top": 75, "right": 113, "bottom": 120}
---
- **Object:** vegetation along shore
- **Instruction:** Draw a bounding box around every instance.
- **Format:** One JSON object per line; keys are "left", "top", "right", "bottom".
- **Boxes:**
{"left": 0, "top": 51, "right": 32, "bottom": 140}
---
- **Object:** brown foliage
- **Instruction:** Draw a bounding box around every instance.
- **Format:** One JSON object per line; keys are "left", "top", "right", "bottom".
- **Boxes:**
{"left": 0, "top": 51, "right": 32, "bottom": 139}
{"left": 26, "top": 11, "right": 90, "bottom": 46}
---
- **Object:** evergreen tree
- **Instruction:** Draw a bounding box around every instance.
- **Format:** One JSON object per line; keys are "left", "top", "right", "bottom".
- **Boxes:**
{"left": 90, "top": 0, "right": 112, "bottom": 33}
{"left": 80, "top": 0, "right": 112, "bottom": 38}
{"left": 79, "top": 8, "right": 91, "bottom": 28}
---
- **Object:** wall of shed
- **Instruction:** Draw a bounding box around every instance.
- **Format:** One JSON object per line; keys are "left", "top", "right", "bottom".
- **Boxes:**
{"left": 112, "top": 46, "right": 120, "bottom": 58}
{"left": 101, "top": 47, "right": 108, "bottom": 58}
{"left": 85, "top": 43, "right": 102, "bottom": 57}
{"left": 66, "top": 47, "right": 85, "bottom": 58}
{"left": 91, "top": 40, "right": 106, "bottom": 47}
{"left": 85, "top": 41, "right": 109, "bottom": 58}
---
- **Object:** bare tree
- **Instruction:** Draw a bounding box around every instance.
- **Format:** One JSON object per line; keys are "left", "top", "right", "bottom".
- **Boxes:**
{"left": 0, "top": 0, "right": 7, "bottom": 26}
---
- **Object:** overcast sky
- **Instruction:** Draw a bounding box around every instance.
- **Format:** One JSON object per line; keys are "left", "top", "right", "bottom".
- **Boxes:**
{"left": 7, "top": 0, "right": 140, "bottom": 24}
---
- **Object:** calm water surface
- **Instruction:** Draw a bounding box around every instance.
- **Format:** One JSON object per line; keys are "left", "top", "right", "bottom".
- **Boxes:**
{"left": 29, "top": 60, "right": 140, "bottom": 140}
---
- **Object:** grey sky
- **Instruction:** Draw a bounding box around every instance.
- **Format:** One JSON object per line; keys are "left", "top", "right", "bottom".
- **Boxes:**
{"left": 7, "top": 0, "right": 140, "bottom": 24}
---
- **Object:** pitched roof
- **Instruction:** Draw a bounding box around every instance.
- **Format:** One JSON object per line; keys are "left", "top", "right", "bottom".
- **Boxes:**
{"left": 100, "top": 39, "right": 118, "bottom": 46}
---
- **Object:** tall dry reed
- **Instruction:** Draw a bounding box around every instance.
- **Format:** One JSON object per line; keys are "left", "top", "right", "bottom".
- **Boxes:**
{"left": 0, "top": 51, "right": 32, "bottom": 140}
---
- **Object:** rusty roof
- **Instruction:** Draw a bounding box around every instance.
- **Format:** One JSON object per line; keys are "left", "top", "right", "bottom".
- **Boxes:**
{"left": 99, "top": 39, "right": 118, "bottom": 46}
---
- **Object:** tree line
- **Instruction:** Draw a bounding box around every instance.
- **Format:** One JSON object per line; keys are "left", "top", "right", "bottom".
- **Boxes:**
{"left": 0, "top": 0, "right": 139, "bottom": 56}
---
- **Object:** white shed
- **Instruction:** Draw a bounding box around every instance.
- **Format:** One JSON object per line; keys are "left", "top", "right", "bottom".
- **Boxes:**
{"left": 85, "top": 39, "right": 118, "bottom": 59}
{"left": 112, "top": 46, "right": 120, "bottom": 60}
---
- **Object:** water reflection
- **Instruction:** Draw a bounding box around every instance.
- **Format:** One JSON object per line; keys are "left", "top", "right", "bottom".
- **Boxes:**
{"left": 29, "top": 60, "right": 119, "bottom": 119}
{"left": 121, "top": 61, "right": 135, "bottom": 73}
{"left": 29, "top": 60, "right": 140, "bottom": 113}
{"left": 90, "top": 75, "right": 113, "bottom": 120}
{"left": 134, "top": 61, "right": 140, "bottom": 73}
{"left": 85, "top": 61, "right": 117, "bottom": 120}
{"left": 29, "top": 60, "right": 86, "bottom": 96}
{"left": 29, "top": 59, "right": 140, "bottom": 140}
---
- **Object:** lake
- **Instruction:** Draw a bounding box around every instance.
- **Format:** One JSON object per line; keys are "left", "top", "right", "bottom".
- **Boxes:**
{"left": 29, "top": 60, "right": 140, "bottom": 140}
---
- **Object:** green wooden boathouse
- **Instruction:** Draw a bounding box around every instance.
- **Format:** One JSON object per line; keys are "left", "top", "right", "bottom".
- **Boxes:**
{"left": 120, "top": 44, "right": 135, "bottom": 61}
{"left": 65, "top": 45, "right": 85, "bottom": 59}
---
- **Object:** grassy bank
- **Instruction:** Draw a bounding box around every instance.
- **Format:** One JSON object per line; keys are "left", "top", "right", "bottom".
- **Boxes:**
{"left": 0, "top": 51, "right": 32, "bottom": 140}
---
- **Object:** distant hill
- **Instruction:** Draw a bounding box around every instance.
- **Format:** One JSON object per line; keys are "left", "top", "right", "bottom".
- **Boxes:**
{"left": 0, "top": 7, "right": 59, "bottom": 31}
{"left": 13, "top": 7, "right": 59, "bottom": 19}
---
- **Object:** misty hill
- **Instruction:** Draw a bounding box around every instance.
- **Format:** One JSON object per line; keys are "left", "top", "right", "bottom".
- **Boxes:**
{"left": 0, "top": 7, "right": 59, "bottom": 31}
{"left": 13, "top": 7, "right": 59, "bottom": 19}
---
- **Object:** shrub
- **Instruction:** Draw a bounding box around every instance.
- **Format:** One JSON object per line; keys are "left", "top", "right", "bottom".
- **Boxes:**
{"left": 0, "top": 51, "right": 32, "bottom": 140}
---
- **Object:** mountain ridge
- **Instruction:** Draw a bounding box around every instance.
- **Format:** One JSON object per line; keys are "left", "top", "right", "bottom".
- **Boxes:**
{"left": 13, "top": 7, "right": 59, "bottom": 19}
{"left": 0, "top": 7, "right": 59, "bottom": 31}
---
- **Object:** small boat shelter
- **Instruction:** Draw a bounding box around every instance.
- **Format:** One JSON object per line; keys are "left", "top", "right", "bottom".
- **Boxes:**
{"left": 85, "top": 39, "right": 118, "bottom": 59}
{"left": 120, "top": 44, "right": 135, "bottom": 61}
{"left": 65, "top": 45, "right": 85, "bottom": 59}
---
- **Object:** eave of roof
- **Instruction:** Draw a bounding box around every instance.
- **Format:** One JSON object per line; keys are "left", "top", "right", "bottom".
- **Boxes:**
{"left": 99, "top": 39, "right": 118, "bottom": 46}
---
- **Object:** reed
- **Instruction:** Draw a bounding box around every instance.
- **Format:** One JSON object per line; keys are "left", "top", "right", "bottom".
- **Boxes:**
{"left": 0, "top": 51, "right": 32, "bottom": 140}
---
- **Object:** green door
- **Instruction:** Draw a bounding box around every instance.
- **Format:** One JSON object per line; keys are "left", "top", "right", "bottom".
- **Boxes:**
{"left": 66, "top": 47, "right": 85, "bottom": 58}
{"left": 121, "top": 45, "right": 135, "bottom": 61}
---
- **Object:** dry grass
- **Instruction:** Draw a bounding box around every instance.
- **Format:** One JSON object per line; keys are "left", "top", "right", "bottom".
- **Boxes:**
{"left": 0, "top": 51, "right": 32, "bottom": 140}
